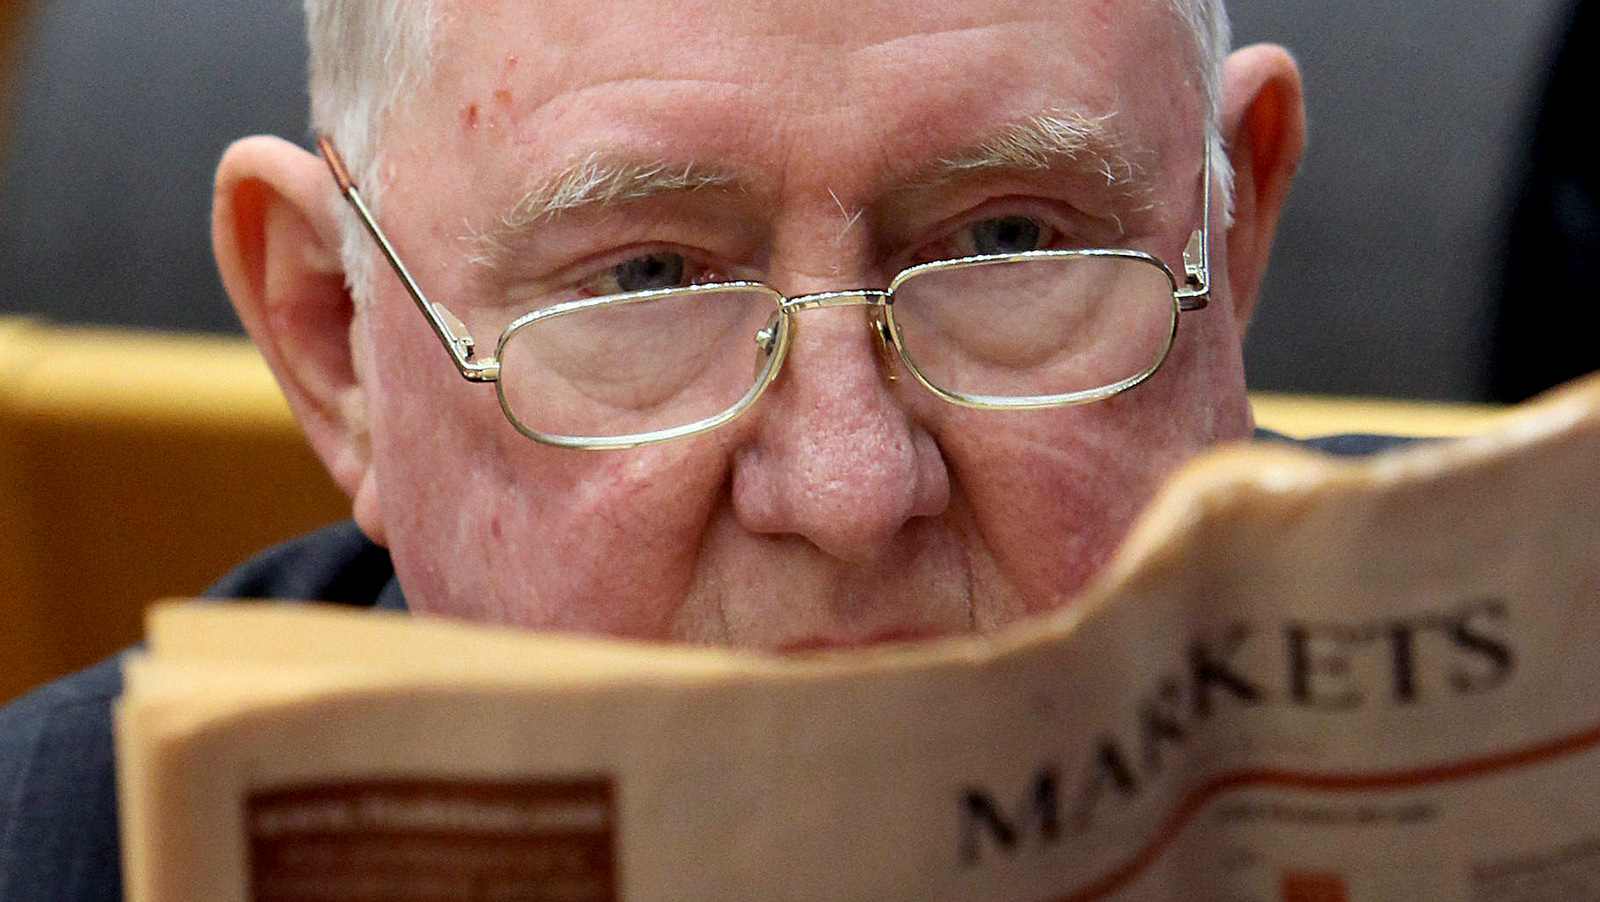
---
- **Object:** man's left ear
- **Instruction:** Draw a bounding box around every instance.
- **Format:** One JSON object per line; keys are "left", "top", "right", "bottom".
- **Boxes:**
{"left": 212, "top": 135, "right": 385, "bottom": 545}
{"left": 1218, "top": 44, "right": 1306, "bottom": 330}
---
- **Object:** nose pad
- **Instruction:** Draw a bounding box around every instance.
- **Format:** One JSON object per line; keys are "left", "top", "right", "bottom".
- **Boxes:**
{"left": 871, "top": 311, "right": 899, "bottom": 383}
{"left": 753, "top": 311, "right": 783, "bottom": 381}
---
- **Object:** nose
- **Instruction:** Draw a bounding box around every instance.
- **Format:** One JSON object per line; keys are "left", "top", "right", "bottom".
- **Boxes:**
{"left": 730, "top": 297, "right": 950, "bottom": 563}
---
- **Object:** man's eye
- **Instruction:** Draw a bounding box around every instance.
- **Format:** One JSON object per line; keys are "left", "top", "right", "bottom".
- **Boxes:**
{"left": 961, "top": 216, "right": 1053, "bottom": 256}
{"left": 587, "top": 251, "right": 692, "bottom": 296}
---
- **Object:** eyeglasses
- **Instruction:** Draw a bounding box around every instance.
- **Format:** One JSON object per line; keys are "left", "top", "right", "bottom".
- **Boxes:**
{"left": 317, "top": 134, "right": 1212, "bottom": 450}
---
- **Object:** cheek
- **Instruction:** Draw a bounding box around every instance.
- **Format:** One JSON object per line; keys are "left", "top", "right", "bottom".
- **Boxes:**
{"left": 482, "top": 441, "right": 731, "bottom": 636}
{"left": 938, "top": 316, "right": 1250, "bottom": 620}
{"left": 360, "top": 304, "right": 734, "bottom": 636}
{"left": 361, "top": 313, "right": 500, "bottom": 616}
{"left": 943, "top": 406, "right": 1162, "bottom": 619}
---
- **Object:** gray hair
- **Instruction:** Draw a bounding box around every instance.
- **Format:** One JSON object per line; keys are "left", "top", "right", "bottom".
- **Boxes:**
{"left": 1172, "top": 0, "right": 1232, "bottom": 126}
{"left": 305, "top": 0, "right": 438, "bottom": 302}
{"left": 302, "top": 0, "right": 1231, "bottom": 298}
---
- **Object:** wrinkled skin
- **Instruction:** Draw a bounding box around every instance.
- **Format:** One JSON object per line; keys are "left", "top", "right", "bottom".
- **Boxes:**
{"left": 215, "top": 0, "right": 1304, "bottom": 649}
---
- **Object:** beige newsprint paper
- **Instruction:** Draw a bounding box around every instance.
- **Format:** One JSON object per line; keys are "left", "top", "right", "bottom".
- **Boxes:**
{"left": 118, "top": 374, "right": 1600, "bottom": 902}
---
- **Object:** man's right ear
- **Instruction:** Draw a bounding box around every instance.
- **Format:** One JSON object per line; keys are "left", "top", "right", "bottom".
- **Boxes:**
{"left": 212, "top": 135, "right": 380, "bottom": 538}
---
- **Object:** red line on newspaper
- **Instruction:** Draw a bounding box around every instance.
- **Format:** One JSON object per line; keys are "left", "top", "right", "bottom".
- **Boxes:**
{"left": 1042, "top": 721, "right": 1600, "bottom": 902}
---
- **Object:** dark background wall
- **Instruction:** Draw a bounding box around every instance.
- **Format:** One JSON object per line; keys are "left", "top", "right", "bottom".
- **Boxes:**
{"left": 1230, "top": 0, "right": 1572, "bottom": 400}
{"left": 0, "top": 0, "right": 306, "bottom": 334}
{"left": 0, "top": 0, "right": 1581, "bottom": 400}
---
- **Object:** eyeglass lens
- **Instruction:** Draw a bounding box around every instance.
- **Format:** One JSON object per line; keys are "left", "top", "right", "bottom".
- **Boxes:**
{"left": 891, "top": 255, "right": 1177, "bottom": 403}
{"left": 496, "top": 285, "right": 784, "bottom": 442}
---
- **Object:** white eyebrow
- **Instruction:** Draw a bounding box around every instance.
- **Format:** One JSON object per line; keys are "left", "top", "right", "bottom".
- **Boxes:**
{"left": 462, "top": 153, "right": 739, "bottom": 269}
{"left": 921, "top": 110, "right": 1156, "bottom": 213}
{"left": 501, "top": 153, "right": 737, "bottom": 228}
{"left": 936, "top": 110, "right": 1131, "bottom": 179}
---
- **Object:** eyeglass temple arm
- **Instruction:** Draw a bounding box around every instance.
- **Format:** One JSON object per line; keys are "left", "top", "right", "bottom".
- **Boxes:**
{"left": 1175, "top": 136, "right": 1213, "bottom": 313}
{"left": 316, "top": 135, "right": 500, "bottom": 383}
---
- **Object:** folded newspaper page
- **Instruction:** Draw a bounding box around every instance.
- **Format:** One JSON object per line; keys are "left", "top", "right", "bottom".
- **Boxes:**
{"left": 117, "top": 373, "right": 1600, "bottom": 902}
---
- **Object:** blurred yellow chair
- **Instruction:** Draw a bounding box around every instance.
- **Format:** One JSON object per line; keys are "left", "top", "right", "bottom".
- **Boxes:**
{"left": 0, "top": 317, "right": 1505, "bottom": 704}
{"left": 0, "top": 318, "right": 349, "bottom": 703}
{"left": 1249, "top": 392, "right": 1504, "bottom": 440}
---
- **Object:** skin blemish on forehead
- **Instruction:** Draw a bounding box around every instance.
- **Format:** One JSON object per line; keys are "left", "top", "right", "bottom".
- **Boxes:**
{"left": 462, "top": 103, "right": 480, "bottom": 131}
{"left": 493, "top": 59, "right": 518, "bottom": 104}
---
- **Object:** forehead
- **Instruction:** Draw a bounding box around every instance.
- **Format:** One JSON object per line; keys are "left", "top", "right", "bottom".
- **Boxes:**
{"left": 422, "top": 0, "right": 1201, "bottom": 173}
{"left": 434, "top": 0, "right": 1181, "bottom": 60}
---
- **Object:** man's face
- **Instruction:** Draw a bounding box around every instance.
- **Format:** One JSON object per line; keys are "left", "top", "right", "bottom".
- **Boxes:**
{"left": 351, "top": 0, "right": 1254, "bottom": 647}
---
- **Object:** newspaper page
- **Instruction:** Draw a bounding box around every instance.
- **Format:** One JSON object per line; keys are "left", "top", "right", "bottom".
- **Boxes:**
{"left": 116, "top": 373, "right": 1600, "bottom": 902}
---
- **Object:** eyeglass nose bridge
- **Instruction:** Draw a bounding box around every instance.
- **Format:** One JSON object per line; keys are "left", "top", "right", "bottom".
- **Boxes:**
{"left": 780, "top": 288, "right": 891, "bottom": 313}
{"left": 776, "top": 288, "right": 900, "bottom": 381}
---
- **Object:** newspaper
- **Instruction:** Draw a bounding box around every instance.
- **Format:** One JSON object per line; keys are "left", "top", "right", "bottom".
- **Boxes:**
{"left": 116, "top": 372, "right": 1600, "bottom": 902}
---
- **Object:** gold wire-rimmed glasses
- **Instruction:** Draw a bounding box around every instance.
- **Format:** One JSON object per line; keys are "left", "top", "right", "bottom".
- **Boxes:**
{"left": 318, "top": 134, "right": 1213, "bottom": 450}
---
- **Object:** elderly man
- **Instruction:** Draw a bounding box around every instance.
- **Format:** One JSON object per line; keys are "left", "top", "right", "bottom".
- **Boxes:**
{"left": 0, "top": 0, "right": 1302, "bottom": 896}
